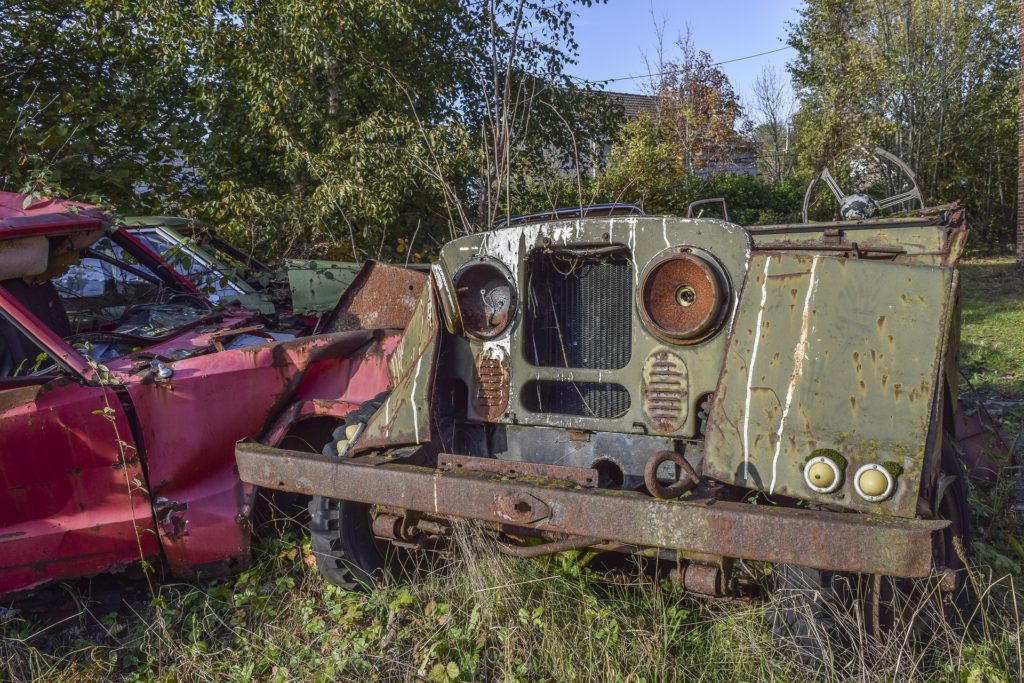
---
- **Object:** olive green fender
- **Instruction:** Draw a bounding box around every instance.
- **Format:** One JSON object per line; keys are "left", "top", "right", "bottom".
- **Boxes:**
{"left": 703, "top": 252, "right": 958, "bottom": 518}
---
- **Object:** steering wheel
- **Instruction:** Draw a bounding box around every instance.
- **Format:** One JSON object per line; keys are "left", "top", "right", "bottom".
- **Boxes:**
{"left": 802, "top": 146, "right": 923, "bottom": 223}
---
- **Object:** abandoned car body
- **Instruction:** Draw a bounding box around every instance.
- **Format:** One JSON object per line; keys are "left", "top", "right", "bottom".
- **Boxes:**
{"left": 0, "top": 193, "right": 405, "bottom": 596}
{"left": 123, "top": 215, "right": 365, "bottom": 322}
{"left": 236, "top": 192, "right": 974, "bottom": 618}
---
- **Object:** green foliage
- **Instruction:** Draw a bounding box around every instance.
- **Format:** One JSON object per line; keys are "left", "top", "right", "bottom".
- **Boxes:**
{"left": 787, "top": 0, "right": 1018, "bottom": 246}
{"left": 1, "top": 1, "right": 201, "bottom": 212}
{"left": 2, "top": 0, "right": 619, "bottom": 262}
{"left": 595, "top": 115, "right": 804, "bottom": 223}
{"left": 959, "top": 259, "right": 1024, "bottom": 399}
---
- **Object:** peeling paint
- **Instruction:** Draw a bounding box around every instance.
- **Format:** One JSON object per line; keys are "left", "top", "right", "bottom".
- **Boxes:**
{"left": 769, "top": 255, "right": 819, "bottom": 495}
{"left": 743, "top": 258, "right": 772, "bottom": 480}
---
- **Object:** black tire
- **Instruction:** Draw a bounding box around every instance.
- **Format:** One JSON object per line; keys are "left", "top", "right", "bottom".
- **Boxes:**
{"left": 308, "top": 496, "right": 388, "bottom": 589}
{"left": 308, "top": 393, "right": 391, "bottom": 589}
{"left": 765, "top": 565, "right": 844, "bottom": 668}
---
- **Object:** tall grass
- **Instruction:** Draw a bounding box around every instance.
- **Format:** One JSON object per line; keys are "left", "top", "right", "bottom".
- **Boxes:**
{"left": 2, "top": 513, "right": 1021, "bottom": 682}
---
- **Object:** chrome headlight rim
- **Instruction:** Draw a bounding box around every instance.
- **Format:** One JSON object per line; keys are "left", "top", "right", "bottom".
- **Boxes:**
{"left": 452, "top": 257, "right": 518, "bottom": 341}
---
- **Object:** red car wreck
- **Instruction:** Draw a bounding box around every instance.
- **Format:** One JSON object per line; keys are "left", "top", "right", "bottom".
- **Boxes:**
{"left": 0, "top": 193, "right": 413, "bottom": 596}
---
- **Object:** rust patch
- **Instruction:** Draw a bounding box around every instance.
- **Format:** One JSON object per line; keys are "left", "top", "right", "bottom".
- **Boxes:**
{"left": 321, "top": 261, "right": 427, "bottom": 333}
{"left": 472, "top": 349, "right": 510, "bottom": 421}
{"left": 438, "top": 453, "right": 597, "bottom": 488}
{"left": 0, "top": 384, "right": 43, "bottom": 414}
{"left": 638, "top": 250, "right": 728, "bottom": 343}
{"left": 641, "top": 349, "right": 689, "bottom": 433}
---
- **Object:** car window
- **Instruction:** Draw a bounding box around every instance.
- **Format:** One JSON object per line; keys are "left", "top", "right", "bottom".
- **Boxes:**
{"left": 133, "top": 229, "right": 245, "bottom": 303}
{"left": 53, "top": 237, "right": 178, "bottom": 332}
{"left": 0, "top": 312, "right": 55, "bottom": 378}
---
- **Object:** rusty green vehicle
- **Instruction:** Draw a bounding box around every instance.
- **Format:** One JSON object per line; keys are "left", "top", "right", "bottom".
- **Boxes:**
{"left": 237, "top": 174, "right": 978, "bottom": 639}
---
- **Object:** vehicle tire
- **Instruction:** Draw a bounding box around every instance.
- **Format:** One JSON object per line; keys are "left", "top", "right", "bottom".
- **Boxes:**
{"left": 765, "top": 564, "right": 844, "bottom": 668}
{"left": 308, "top": 393, "right": 391, "bottom": 589}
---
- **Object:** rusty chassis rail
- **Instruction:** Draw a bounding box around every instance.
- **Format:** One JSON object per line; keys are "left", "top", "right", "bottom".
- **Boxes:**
{"left": 236, "top": 443, "right": 948, "bottom": 578}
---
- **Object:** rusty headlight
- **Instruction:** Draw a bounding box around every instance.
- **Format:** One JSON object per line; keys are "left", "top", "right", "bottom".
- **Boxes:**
{"left": 454, "top": 258, "right": 517, "bottom": 340}
{"left": 637, "top": 248, "right": 729, "bottom": 344}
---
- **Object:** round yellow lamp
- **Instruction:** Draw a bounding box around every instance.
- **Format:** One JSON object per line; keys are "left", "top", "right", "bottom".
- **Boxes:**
{"left": 803, "top": 455, "right": 843, "bottom": 493}
{"left": 854, "top": 463, "right": 895, "bottom": 502}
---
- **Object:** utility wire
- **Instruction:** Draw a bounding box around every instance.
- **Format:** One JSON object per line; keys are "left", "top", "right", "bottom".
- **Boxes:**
{"left": 569, "top": 45, "right": 794, "bottom": 86}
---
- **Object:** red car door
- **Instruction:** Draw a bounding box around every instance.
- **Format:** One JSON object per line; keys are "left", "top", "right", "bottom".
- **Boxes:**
{"left": 0, "top": 321, "right": 157, "bottom": 595}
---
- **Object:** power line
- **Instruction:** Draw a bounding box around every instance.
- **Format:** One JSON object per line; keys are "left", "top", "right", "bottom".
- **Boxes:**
{"left": 569, "top": 45, "right": 794, "bottom": 86}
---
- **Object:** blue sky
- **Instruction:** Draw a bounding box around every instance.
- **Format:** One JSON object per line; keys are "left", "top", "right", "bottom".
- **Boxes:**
{"left": 569, "top": 1, "right": 803, "bottom": 101}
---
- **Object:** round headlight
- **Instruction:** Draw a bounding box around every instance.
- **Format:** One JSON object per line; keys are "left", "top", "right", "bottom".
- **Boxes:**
{"left": 638, "top": 249, "right": 729, "bottom": 344}
{"left": 454, "top": 259, "right": 517, "bottom": 340}
{"left": 853, "top": 463, "right": 895, "bottom": 502}
{"left": 804, "top": 454, "right": 843, "bottom": 494}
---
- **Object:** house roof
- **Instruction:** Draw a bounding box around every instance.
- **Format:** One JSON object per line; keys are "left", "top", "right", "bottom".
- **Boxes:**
{"left": 0, "top": 192, "right": 108, "bottom": 239}
{"left": 601, "top": 90, "right": 659, "bottom": 120}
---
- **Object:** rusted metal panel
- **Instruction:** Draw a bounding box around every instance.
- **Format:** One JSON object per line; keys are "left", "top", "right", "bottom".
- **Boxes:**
{"left": 640, "top": 350, "right": 689, "bottom": 434}
{"left": 472, "top": 348, "right": 509, "bottom": 421}
{"left": 320, "top": 261, "right": 427, "bottom": 333}
{"left": 356, "top": 283, "right": 439, "bottom": 451}
{"left": 438, "top": 453, "right": 598, "bottom": 488}
{"left": 954, "top": 399, "right": 1012, "bottom": 489}
{"left": 704, "top": 252, "right": 956, "bottom": 518}
{"left": 749, "top": 207, "right": 969, "bottom": 268}
{"left": 235, "top": 443, "right": 948, "bottom": 578}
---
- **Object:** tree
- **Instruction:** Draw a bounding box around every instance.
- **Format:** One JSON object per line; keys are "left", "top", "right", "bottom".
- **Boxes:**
{"left": 648, "top": 31, "right": 743, "bottom": 176}
{"left": 3, "top": 0, "right": 617, "bottom": 261}
{"left": 0, "top": 1, "right": 200, "bottom": 210}
{"left": 169, "top": 0, "right": 619, "bottom": 257}
{"left": 789, "top": 0, "right": 1018, "bottom": 245}
{"left": 749, "top": 66, "right": 795, "bottom": 184}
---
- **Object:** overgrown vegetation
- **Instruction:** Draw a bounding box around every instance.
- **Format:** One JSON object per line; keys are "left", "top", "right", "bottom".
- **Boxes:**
{"left": 4, "top": 0, "right": 1019, "bottom": 259}
{"left": 1, "top": 259, "right": 1021, "bottom": 682}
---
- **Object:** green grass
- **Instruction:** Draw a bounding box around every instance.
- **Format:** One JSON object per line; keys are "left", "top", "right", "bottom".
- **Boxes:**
{"left": 2, "top": 259, "right": 1023, "bottom": 682}
{"left": 959, "top": 258, "right": 1024, "bottom": 400}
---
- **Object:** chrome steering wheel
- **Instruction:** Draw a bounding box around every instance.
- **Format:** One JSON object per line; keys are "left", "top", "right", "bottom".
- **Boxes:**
{"left": 802, "top": 146, "right": 923, "bottom": 223}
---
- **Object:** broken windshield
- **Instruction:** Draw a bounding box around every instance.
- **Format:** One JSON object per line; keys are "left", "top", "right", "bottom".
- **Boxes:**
{"left": 53, "top": 236, "right": 211, "bottom": 337}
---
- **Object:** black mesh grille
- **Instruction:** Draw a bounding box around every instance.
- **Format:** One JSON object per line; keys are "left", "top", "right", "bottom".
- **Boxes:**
{"left": 521, "top": 381, "right": 630, "bottom": 419}
{"left": 521, "top": 249, "right": 632, "bottom": 420}
{"left": 524, "top": 250, "right": 632, "bottom": 370}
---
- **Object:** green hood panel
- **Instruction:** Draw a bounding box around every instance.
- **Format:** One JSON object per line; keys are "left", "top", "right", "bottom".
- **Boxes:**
{"left": 703, "top": 252, "right": 955, "bottom": 517}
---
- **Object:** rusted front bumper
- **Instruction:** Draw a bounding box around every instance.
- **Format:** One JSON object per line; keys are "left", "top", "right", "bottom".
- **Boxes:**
{"left": 236, "top": 443, "right": 948, "bottom": 578}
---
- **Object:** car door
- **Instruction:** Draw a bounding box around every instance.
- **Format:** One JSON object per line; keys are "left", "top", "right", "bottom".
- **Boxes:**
{"left": 0, "top": 295, "right": 157, "bottom": 595}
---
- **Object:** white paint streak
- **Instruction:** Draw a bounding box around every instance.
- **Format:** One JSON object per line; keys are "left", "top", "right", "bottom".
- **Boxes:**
{"left": 662, "top": 217, "right": 670, "bottom": 249}
{"left": 743, "top": 258, "right": 772, "bottom": 481}
{"left": 433, "top": 476, "right": 439, "bottom": 513}
{"left": 768, "top": 256, "right": 820, "bottom": 495}
{"left": 410, "top": 355, "right": 424, "bottom": 443}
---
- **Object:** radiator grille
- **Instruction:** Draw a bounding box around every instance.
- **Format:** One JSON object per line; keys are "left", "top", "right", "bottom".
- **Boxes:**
{"left": 524, "top": 250, "right": 632, "bottom": 370}
{"left": 521, "top": 381, "right": 631, "bottom": 419}
{"left": 522, "top": 249, "right": 632, "bottom": 420}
